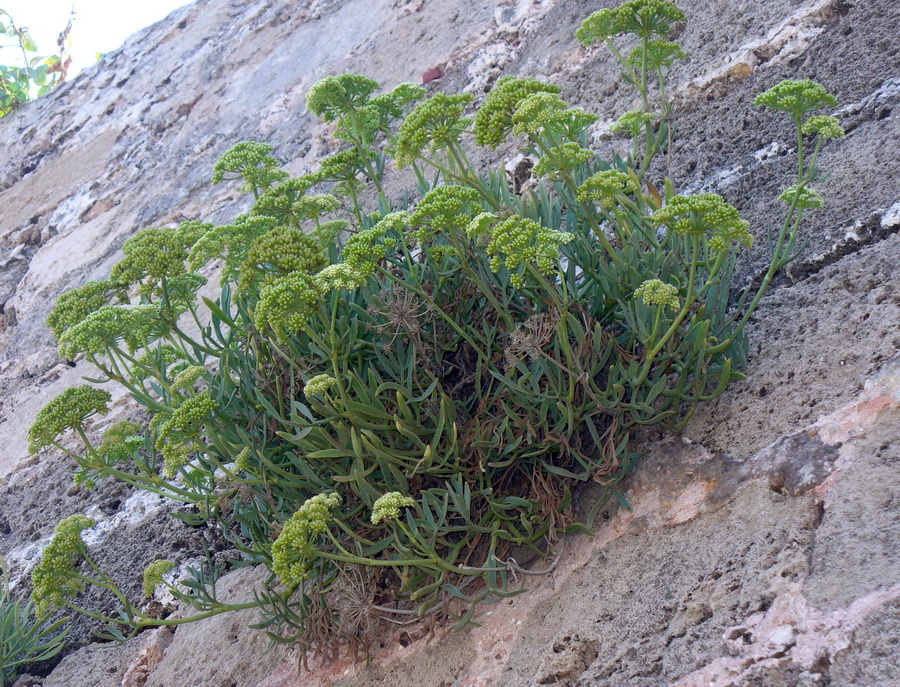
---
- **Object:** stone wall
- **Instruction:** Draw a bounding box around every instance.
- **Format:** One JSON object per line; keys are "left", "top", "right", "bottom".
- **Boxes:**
{"left": 0, "top": 1, "right": 896, "bottom": 685}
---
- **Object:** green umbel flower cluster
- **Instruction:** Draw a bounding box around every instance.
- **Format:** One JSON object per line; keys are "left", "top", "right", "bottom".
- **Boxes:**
{"left": 306, "top": 74, "right": 380, "bottom": 123}
{"left": 97, "top": 421, "right": 143, "bottom": 465}
{"left": 801, "top": 115, "right": 844, "bottom": 139}
{"left": 473, "top": 76, "right": 561, "bottom": 148}
{"left": 504, "top": 93, "right": 598, "bottom": 141}
{"left": 393, "top": 93, "right": 474, "bottom": 168}
{"left": 47, "top": 281, "right": 115, "bottom": 340}
{"left": 237, "top": 226, "right": 327, "bottom": 293}
{"left": 467, "top": 213, "right": 573, "bottom": 288}
{"left": 189, "top": 215, "right": 278, "bottom": 279}
{"left": 627, "top": 39, "right": 685, "bottom": 69}
{"left": 57, "top": 305, "right": 159, "bottom": 359}
{"left": 316, "top": 149, "right": 370, "bottom": 183}
{"left": 510, "top": 92, "right": 565, "bottom": 137}
{"left": 211, "top": 141, "right": 287, "bottom": 192}
{"left": 158, "top": 395, "right": 218, "bottom": 444}
{"left": 110, "top": 227, "right": 190, "bottom": 296}
{"left": 233, "top": 447, "right": 251, "bottom": 473}
{"left": 160, "top": 441, "right": 192, "bottom": 479}
{"left": 29, "top": 386, "right": 111, "bottom": 453}
{"left": 576, "top": 170, "right": 640, "bottom": 208}
{"left": 409, "top": 186, "right": 481, "bottom": 244}
{"left": 342, "top": 212, "right": 406, "bottom": 275}
{"left": 313, "top": 264, "right": 366, "bottom": 293}
{"left": 143, "top": 559, "right": 175, "bottom": 597}
{"left": 250, "top": 176, "right": 319, "bottom": 226}
{"left": 577, "top": 0, "right": 685, "bottom": 44}
{"left": 614, "top": 0, "right": 686, "bottom": 38}
{"left": 634, "top": 279, "right": 680, "bottom": 309}
{"left": 754, "top": 80, "right": 837, "bottom": 118}
{"left": 172, "top": 365, "right": 207, "bottom": 391}
{"left": 304, "top": 373, "right": 338, "bottom": 397}
{"left": 651, "top": 193, "right": 752, "bottom": 251}
{"left": 611, "top": 110, "right": 655, "bottom": 136}
{"left": 779, "top": 184, "right": 824, "bottom": 209}
{"left": 31, "top": 514, "right": 95, "bottom": 616}
{"left": 271, "top": 493, "right": 342, "bottom": 587}
{"left": 254, "top": 272, "right": 321, "bottom": 344}
{"left": 365, "top": 82, "right": 426, "bottom": 123}
{"left": 532, "top": 143, "right": 594, "bottom": 180}
{"left": 370, "top": 492, "right": 416, "bottom": 525}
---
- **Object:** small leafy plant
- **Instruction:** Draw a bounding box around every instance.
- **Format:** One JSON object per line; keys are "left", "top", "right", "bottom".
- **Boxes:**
{"left": 27, "top": 0, "right": 842, "bottom": 665}
{"left": 0, "top": 8, "right": 71, "bottom": 118}
{"left": 0, "top": 555, "right": 68, "bottom": 686}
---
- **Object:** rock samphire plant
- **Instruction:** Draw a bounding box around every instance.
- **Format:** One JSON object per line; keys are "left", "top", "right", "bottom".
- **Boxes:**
{"left": 28, "top": 0, "right": 843, "bottom": 664}
{"left": 0, "top": 555, "right": 68, "bottom": 686}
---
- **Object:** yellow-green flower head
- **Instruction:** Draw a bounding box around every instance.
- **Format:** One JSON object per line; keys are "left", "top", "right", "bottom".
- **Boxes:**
{"left": 98, "top": 420, "right": 143, "bottom": 465}
{"left": 47, "top": 281, "right": 116, "bottom": 340}
{"left": 143, "top": 559, "right": 175, "bottom": 597}
{"left": 29, "top": 386, "right": 111, "bottom": 453}
{"left": 158, "top": 394, "right": 218, "bottom": 443}
{"left": 212, "top": 141, "right": 288, "bottom": 192}
{"left": 172, "top": 365, "right": 207, "bottom": 392}
{"left": 315, "top": 149, "right": 368, "bottom": 183}
{"left": 110, "top": 227, "right": 190, "bottom": 295}
{"left": 576, "top": 9, "right": 621, "bottom": 45}
{"left": 473, "top": 76, "right": 562, "bottom": 148}
{"left": 251, "top": 176, "right": 319, "bottom": 226}
{"left": 533, "top": 143, "right": 594, "bottom": 180}
{"left": 176, "top": 220, "right": 215, "bottom": 249}
{"left": 409, "top": 185, "right": 481, "bottom": 244}
{"left": 351, "top": 82, "right": 425, "bottom": 137}
{"left": 31, "top": 514, "right": 96, "bottom": 616}
{"left": 545, "top": 108, "right": 599, "bottom": 140}
{"left": 428, "top": 244, "right": 462, "bottom": 262}
{"left": 393, "top": 93, "right": 474, "bottom": 168}
{"left": 343, "top": 212, "right": 407, "bottom": 274}
{"left": 291, "top": 194, "right": 341, "bottom": 222}
{"left": 188, "top": 215, "right": 278, "bottom": 278}
{"left": 306, "top": 74, "right": 381, "bottom": 122}
{"left": 254, "top": 272, "right": 320, "bottom": 344}
{"left": 510, "top": 92, "right": 567, "bottom": 137}
{"left": 313, "top": 264, "right": 366, "bottom": 294}
{"left": 652, "top": 193, "right": 752, "bottom": 251}
{"left": 160, "top": 440, "right": 193, "bottom": 478}
{"left": 614, "top": 0, "right": 686, "bottom": 38}
{"left": 754, "top": 79, "right": 838, "bottom": 118}
{"left": 611, "top": 110, "right": 655, "bottom": 137}
{"left": 371, "top": 492, "right": 416, "bottom": 525}
{"left": 779, "top": 184, "right": 824, "bottom": 209}
{"left": 271, "top": 493, "right": 341, "bottom": 587}
{"left": 576, "top": 170, "right": 640, "bottom": 208}
{"left": 364, "top": 83, "right": 426, "bottom": 126}
{"left": 57, "top": 304, "right": 159, "bottom": 359}
{"left": 467, "top": 213, "right": 573, "bottom": 288}
{"left": 627, "top": 39, "right": 685, "bottom": 70}
{"left": 233, "top": 447, "right": 251, "bottom": 473}
{"left": 304, "top": 373, "right": 338, "bottom": 397}
{"left": 801, "top": 115, "right": 844, "bottom": 139}
{"left": 634, "top": 279, "right": 680, "bottom": 309}
{"left": 238, "top": 226, "right": 327, "bottom": 293}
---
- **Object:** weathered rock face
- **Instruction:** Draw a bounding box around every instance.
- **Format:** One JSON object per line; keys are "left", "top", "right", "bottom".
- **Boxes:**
{"left": 0, "top": 0, "right": 896, "bottom": 685}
